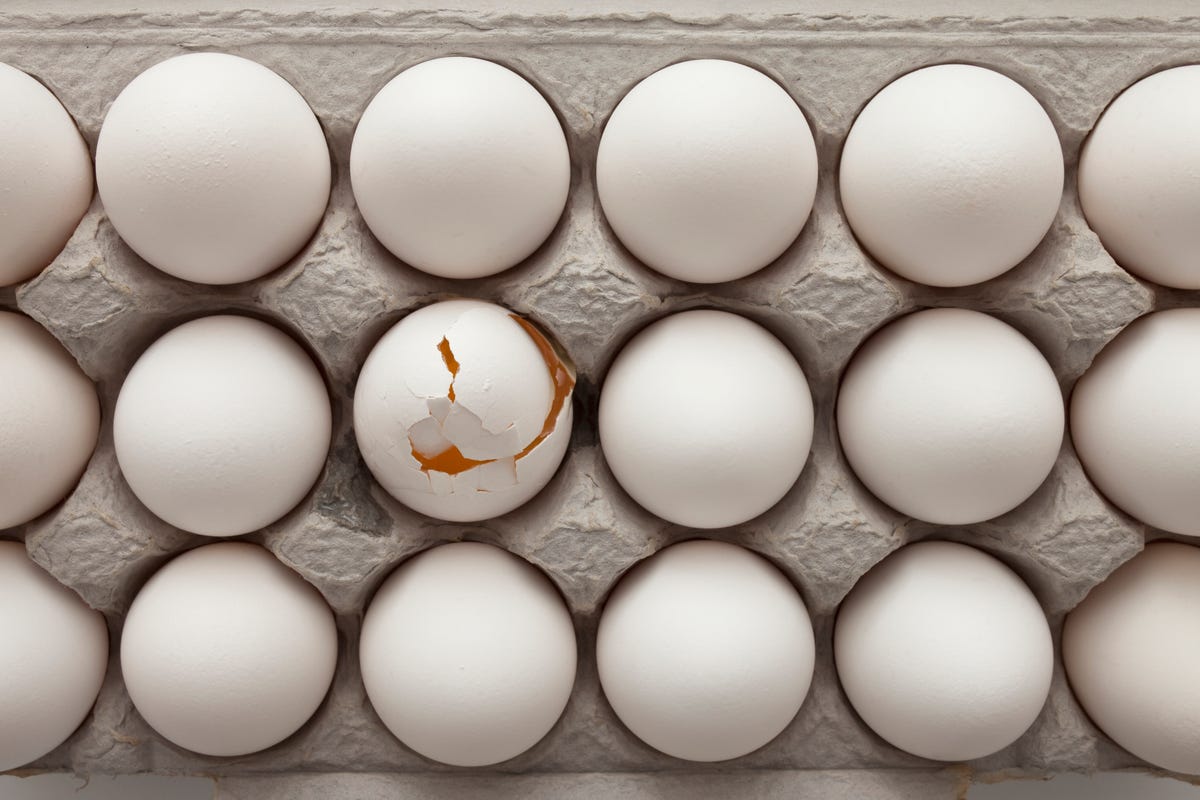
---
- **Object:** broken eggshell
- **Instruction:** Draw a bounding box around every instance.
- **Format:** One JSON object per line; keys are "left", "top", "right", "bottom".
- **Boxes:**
{"left": 353, "top": 299, "right": 575, "bottom": 522}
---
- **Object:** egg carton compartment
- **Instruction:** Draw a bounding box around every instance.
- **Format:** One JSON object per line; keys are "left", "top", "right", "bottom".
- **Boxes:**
{"left": 3, "top": 0, "right": 1200, "bottom": 795}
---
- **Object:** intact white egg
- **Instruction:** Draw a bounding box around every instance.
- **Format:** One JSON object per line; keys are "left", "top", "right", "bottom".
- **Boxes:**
{"left": 0, "top": 63, "right": 93, "bottom": 287}
{"left": 599, "top": 309, "right": 813, "bottom": 529}
{"left": 837, "top": 308, "right": 1064, "bottom": 525}
{"left": 0, "top": 311, "right": 100, "bottom": 529}
{"left": 1064, "top": 542, "right": 1200, "bottom": 774}
{"left": 840, "top": 63, "right": 1063, "bottom": 287}
{"left": 1071, "top": 309, "right": 1200, "bottom": 536}
{"left": 597, "top": 540, "right": 815, "bottom": 762}
{"left": 351, "top": 56, "right": 570, "bottom": 279}
{"left": 120, "top": 542, "right": 337, "bottom": 756}
{"left": 360, "top": 542, "right": 577, "bottom": 766}
{"left": 114, "top": 315, "right": 332, "bottom": 537}
{"left": 1079, "top": 65, "right": 1200, "bottom": 289}
{"left": 96, "top": 52, "right": 330, "bottom": 285}
{"left": 0, "top": 541, "right": 107, "bottom": 771}
{"left": 353, "top": 300, "right": 574, "bottom": 522}
{"left": 835, "top": 540, "right": 1053, "bottom": 762}
{"left": 597, "top": 59, "right": 818, "bottom": 283}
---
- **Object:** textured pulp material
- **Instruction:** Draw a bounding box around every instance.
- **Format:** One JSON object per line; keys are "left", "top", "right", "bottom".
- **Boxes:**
{"left": 2, "top": 2, "right": 1199, "bottom": 793}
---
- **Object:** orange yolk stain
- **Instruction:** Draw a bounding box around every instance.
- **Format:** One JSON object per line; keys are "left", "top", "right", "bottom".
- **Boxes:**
{"left": 408, "top": 320, "right": 575, "bottom": 476}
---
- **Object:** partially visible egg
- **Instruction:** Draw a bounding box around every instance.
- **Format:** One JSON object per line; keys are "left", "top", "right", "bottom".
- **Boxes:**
{"left": 0, "top": 63, "right": 93, "bottom": 287}
{"left": 114, "top": 315, "right": 332, "bottom": 537}
{"left": 1071, "top": 309, "right": 1200, "bottom": 536}
{"left": 597, "top": 59, "right": 818, "bottom": 283}
{"left": 120, "top": 542, "right": 337, "bottom": 756}
{"left": 1063, "top": 542, "right": 1200, "bottom": 774}
{"left": 0, "top": 311, "right": 100, "bottom": 529}
{"left": 1079, "top": 65, "right": 1200, "bottom": 289}
{"left": 835, "top": 540, "right": 1053, "bottom": 762}
{"left": 597, "top": 540, "right": 815, "bottom": 762}
{"left": 0, "top": 541, "right": 108, "bottom": 771}
{"left": 840, "top": 64, "right": 1063, "bottom": 287}
{"left": 96, "top": 52, "right": 330, "bottom": 285}
{"left": 351, "top": 56, "right": 570, "bottom": 279}
{"left": 837, "top": 308, "right": 1064, "bottom": 525}
{"left": 353, "top": 300, "right": 574, "bottom": 522}
{"left": 360, "top": 542, "right": 577, "bottom": 766}
{"left": 599, "top": 309, "right": 813, "bottom": 529}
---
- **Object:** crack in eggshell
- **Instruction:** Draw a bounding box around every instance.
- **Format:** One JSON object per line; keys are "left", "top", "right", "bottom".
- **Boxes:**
{"left": 404, "top": 314, "right": 575, "bottom": 484}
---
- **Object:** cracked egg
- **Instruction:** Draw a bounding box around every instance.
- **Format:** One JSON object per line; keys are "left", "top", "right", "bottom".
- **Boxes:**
{"left": 354, "top": 299, "right": 575, "bottom": 522}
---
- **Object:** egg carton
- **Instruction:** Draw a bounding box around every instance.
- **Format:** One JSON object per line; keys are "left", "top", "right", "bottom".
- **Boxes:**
{"left": 3, "top": 1, "right": 1199, "bottom": 797}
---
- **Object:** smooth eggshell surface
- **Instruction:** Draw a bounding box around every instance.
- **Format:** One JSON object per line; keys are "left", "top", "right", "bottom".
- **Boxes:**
{"left": 114, "top": 315, "right": 332, "bottom": 537}
{"left": 0, "top": 311, "right": 100, "bottom": 530}
{"left": 840, "top": 63, "right": 1063, "bottom": 287}
{"left": 599, "top": 309, "right": 813, "bottom": 529}
{"left": 1079, "top": 65, "right": 1200, "bottom": 289}
{"left": 597, "top": 59, "right": 818, "bottom": 283}
{"left": 1063, "top": 542, "right": 1200, "bottom": 775}
{"left": 835, "top": 540, "right": 1053, "bottom": 762}
{"left": 0, "top": 62, "right": 93, "bottom": 287}
{"left": 351, "top": 56, "right": 570, "bottom": 279}
{"left": 837, "top": 308, "right": 1064, "bottom": 525}
{"left": 120, "top": 542, "right": 338, "bottom": 756}
{"left": 1070, "top": 309, "right": 1200, "bottom": 537}
{"left": 354, "top": 299, "right": 573, "bottom": 522}
{"left": 360, "top": 542, "right": 577, "bottom": 767}
{"left": 597, "top": 540, "right": 815, "bottom": 762}
{"left": 0, "top": 541, "right": 108, "bottom": 771}
{"left": 96, "top": 52, "right": 330, "bottom": 285}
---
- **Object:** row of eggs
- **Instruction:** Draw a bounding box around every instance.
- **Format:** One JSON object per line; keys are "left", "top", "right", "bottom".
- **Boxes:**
{"left": 3, "top": 53, "right": 1200, "bottom": 290}
{"left": 6, "top": 530, "right": 1200, "bottom": 776}
{"left": 5, "top": 298, "right": 1200, "bottom": 539}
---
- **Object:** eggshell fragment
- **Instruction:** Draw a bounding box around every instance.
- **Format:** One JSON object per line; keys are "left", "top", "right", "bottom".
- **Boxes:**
{"left": 1071, "top": 309, "right": 1200, "bottom": 536}
{"left": 835, "top": 540, "right": 1053, "bottom": 762}
{"left": 1064, "top": 542, "right": 1200, "bottom": 775}
{"left": 354, "top": 300, "right": 574, "bottom": 522}
{"left": 597, "top": 540, "right": 815, "bottom": 762}
{"left": 0, "top": 311, "right": 100, "bottom": 530}
{"left": 597, "top": 59, "right": 818, "bottom": 283}
{"left": 840, "top": 63, "right": 1063, "bottom": 287}
{"left": 598, "top": 309, "right": 813, "bottom": 529}
{"left": 0, "top": 62, "right": 93, "bottom": 287}
{"left": 114, "top": 315, "right": 332, "bottom": 537}
{"left": 1079, "top": 65, "right": 1200, "bottom": 289}
{"left": 120, "top": 542, "right": 337, "bottom": 757}
{"left": 837, "top": 308, "right": 1064, "bottom": 525}
{"left": 96, "top": 52, "right": 330, "bottom": 284}
{"left": 360, "top": 542, "right": 577, "bottom": 766}
{"left": 0, "top": 541, "right": 108, "bottom": 771}
{"left": 351, "top": 56, "right": 570, "bottom": 279}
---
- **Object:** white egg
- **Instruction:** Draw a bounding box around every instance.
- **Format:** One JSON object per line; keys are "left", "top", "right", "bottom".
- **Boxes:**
{"left": 0, "top": 311, "right": 100, "bottom": 530}
{"left": 1064, "top": 542, "right": 1200, "bottom": 774}
{"left": 121, "top": 542, "right": 337, "bottom": 756}
{"left": 354, "top": 300, "right": 574, "bottom": 522}
{"left": 837, "top": 308, "right": 1064, "bottom": 525}
{"left": 96, "top": 52, "right": 330, "bottom": 285}
{"left": 840, "top": 64, "right": 1063, "bottom": 287}
{"left": 351, "top": 57, "right": 570, "bottom": 279}
{"left": 0, "top": 541, "right": 107, "bottom": 771}
{"left": 597, "top": 540, "right": 815, "bottom": 762}
{"left": 835, "top": 540, "right": 1053, "bottom": 762}
{"left": 0, "top": 63, "right": 93, "bottom": 287}
{"left": 598, "top": 309, "right": 813, "bottom": 529}
{"left": 114, "top": 315, "right": 331, "bottom": 537}
{"left": 1071, "top": 309, "right": 1200, "bottom": 536}
{"left": 597, "top": 59, "right": 818, "bottom": 284}
{"left": 360, "top": 542, "right": 576, "bottom": 766}
{"left": 1079, "top": 66, "right": 1200, "bottom": 289}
